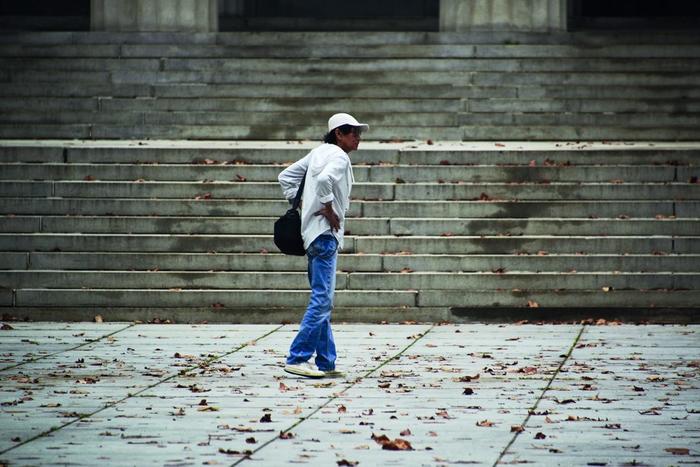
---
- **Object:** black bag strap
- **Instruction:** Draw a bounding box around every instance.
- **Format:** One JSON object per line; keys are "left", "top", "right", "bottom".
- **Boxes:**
{"left": 291, "top": 170, "right": 307, "bottom": 210}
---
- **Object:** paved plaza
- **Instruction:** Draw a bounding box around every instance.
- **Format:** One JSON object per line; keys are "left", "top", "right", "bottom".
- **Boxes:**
{"left": 0, "top": 322, "right": 698, "bottom": 466}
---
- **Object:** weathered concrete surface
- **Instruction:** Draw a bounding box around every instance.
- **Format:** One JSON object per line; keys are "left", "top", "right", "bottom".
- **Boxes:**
{"left": 0, "top": 322, "right": 697, "bottom": 466}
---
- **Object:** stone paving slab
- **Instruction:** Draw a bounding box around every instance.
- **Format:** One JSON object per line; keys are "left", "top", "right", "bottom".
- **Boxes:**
{"left": 0, "top": 323, "right": 698, "bottom": 466}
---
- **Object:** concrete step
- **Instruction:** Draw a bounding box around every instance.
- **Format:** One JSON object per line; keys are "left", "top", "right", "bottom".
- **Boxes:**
{"left": 2, "top": 215, "right": 697, "bottom": 236}
{"left": 152, "top": 83, "right": 700, "bottom": 100}
{"left": 2, "top": 233, "right": 696, "bottom": 254}
{"left": 354, "top": 235, "right": 695, "bottom": 255}
{"left": 12, "top": 288, "right": 416, "bottom": 308}
{"left": 11, "top": 179, "right": 700, "bottom": 201}
{"left": 0, "top": 83, "right": 152, "bottom": 98}
{"left": 2, "top": 270, "right": 697, "bottom": 291}
{"left": 2, "top": 198, "right": 697, "bottom": 218}
{"left": 0, "top": 163, "right": 683, "bottom": 183}
{"left": 12, "top": 252, "right": 699, "bottom": 273}
{"left": 2, "top": 122, "right": 700, "bottom": 141}
{"left": 11, "top": 288, "right": 700, "bottom": 309}
{"left": 2, "top": 31, "right": 699, "bottom": 47}
{"left": 4, "top": 108, "right": 700, "bottom": 130}
{"left": 4, "top": 44, "right": 700, "bottom": 60}
{"left": 2, "top": 144, "right": 697, "bottom": 166}
{"left": 9, "top": 66, "right": 698, "bottom": 87}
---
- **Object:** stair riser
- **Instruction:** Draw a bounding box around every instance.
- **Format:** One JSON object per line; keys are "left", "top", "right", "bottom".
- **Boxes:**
{"left": 2, "top": 217, "right": 696, "bottom": 236}
{"left": 2, "top": 235, "right": 694, "bottom": 254}
{"left": 3, "top": 199, "right": 697, "bottom": 217}
{"left": 2, "top": 271, "right": 696, "bottom": 290}
{"left": 12, "top": 252, "right": 698, "bottom": 273}
{"left": 0, "top": 164, "right": 681, "bottom": 183}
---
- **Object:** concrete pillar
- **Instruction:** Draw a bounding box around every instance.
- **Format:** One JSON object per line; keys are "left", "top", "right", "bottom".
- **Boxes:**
{"left": 91, "top": 0, "right": 218, "bottom": 32}
{"left": 440, "top": 0, "right": 567, "bottom": 32}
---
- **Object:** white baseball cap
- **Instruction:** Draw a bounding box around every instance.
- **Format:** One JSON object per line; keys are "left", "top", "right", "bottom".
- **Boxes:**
{"left": 328, "top": 113, "right": 369, "bottom": 133}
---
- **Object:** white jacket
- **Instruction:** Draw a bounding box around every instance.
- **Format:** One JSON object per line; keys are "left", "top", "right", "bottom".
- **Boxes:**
{"left": 278, "top": 143, "right": 354, "bottom": 251}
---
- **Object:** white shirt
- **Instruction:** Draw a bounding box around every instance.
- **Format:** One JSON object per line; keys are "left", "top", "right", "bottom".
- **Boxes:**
{"left": 278, "top": 143, "right": 354, "bottom": 251}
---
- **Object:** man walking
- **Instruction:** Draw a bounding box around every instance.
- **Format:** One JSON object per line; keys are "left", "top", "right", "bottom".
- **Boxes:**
{"left": 277, "top": 113, "right": 368, "bottom": 378}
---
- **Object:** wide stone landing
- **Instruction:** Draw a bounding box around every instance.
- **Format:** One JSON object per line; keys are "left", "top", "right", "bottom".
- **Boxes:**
{"left": 0, "top": 322, "right": 698, "bottom": 466}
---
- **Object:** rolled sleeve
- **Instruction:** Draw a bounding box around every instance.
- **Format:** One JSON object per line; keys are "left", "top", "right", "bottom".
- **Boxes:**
{"left": 315, "top": 156, "right": 347, "bottom": 204}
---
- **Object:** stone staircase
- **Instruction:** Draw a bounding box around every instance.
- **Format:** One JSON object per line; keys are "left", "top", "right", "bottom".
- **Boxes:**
{"left": 0, "top": 141, "right": 698, "bottom": 322}
{"left": 0, "top": 30, "right": 700, "bottom": 140}
{"left": 0, "top": 30, "right": 699, "bottom": 322}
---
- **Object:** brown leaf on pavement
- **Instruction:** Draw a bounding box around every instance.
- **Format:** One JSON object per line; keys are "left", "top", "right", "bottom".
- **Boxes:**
{"left": 665, "top": 448, "right": 689, "bottom": 455}
{"left": 245, "top": 437, "right": 256, "bottom": 444}
{"left": 400, "top": 428, "right": 412, "bottom": 436}
{"left": 279, "top": 431, "right": 294, "bottom": 439}
{"left": 476, "top": 420, "right": 495, "bottom": 427}
{"left": 534, "top": 432, "right": 547, "bottom": 439}
{"left": 337, "top": 404, "right": 347, "bottom": 413}
{"left": 511, "top": 425, "right": 525, "bottom": 433}
{"left": 1, "top": 323, "right": 14, "bottom": 330}
{"left": 454, "top": 373, "right": 480, "bottom": 383}
{"left": 94, "top": 315, "right": 103, "bottom": 323}
{"left": 259, "top": 413, "right": 272, "bottom": 423}
{"left": 337, "top": 460, "right": 359, "bottom": 466}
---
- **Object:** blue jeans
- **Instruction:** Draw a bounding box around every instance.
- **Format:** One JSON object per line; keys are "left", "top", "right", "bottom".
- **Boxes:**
{"left": 286, "top": 234, "right": 338, "bottom": 371}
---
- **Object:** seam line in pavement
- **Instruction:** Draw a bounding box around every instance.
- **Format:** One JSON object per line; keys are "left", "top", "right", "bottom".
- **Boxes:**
{"left": 0, "top": 324, "right": 284, "bottom": 456}
{"left": 492, "top": 325, "right": 586, "bottom": 467}
{"left": 233, "top": 324, "right": 436, "bottom": 466}
{"left": 0, "top": 323, "right": 135, "bottom": 372}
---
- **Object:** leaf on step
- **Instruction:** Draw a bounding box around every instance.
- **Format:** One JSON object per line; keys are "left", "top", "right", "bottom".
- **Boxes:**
{"left": 440, "top": 232, "right": 455, "bottom": 237}
{"left": 454, "top": 373, "right": 479, "bottom": 383}
{"left": 527, "top": 301, "right": 539, "bottom": 308}
{"left": 84, "top": 175, "right": 96, "bottom": 181}
{"left": 476, "top": 419, "right": 495, "bottom": 427}
{"left": 665, "top": 448, "right": 690, "bottom": 455}
{"left": 93, "top": 315, "right": 103, "bottom": 323}
{"left": 194, "top": 192, "right": 212, "bottom": 200}
{"left": 236, "top": 174, "right": 247, "bottom": 182}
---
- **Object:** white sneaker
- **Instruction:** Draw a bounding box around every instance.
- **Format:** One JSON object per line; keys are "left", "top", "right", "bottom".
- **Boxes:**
{"left": 284, "top": 362, "right": 325, "bottom": 379}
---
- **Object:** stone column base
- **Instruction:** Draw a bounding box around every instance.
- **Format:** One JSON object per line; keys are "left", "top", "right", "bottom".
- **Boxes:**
{"left": 91, "top": 0, "right": 217, "bottom": 32}
{"left": 440, "top": 0, "right": 566, "bottom": 32}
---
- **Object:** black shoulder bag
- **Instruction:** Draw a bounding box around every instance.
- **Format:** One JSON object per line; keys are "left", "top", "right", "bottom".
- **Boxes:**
{"left": 274, "top": 171, "right": 307, "bottom": 256}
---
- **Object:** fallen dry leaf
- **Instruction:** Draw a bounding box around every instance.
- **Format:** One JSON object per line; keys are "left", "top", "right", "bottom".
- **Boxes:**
{"left": 477, "top": 420, "right": 495, "bottom": 427}
{"left": 665, "top": 447, "right": 689, "bottom": 455}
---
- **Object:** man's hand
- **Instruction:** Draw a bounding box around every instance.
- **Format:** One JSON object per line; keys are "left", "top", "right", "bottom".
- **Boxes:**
{"left": 314, "top": 202, "right": 340, "bottom": 232}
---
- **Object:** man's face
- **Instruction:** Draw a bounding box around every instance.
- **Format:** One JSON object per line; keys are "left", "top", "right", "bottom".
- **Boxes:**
{"left": 336, "top": 127, "right": 361, "bottom": 154}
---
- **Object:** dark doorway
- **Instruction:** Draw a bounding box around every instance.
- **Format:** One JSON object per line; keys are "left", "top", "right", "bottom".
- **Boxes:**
{"left": 219, "top": 0, "right": 439, "bottom": 31}
{"left": 0, "top": 0, "right": 90, "bottom": 31}
{"left": 569, "top": 0, "right": 700, "bottom": 30}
